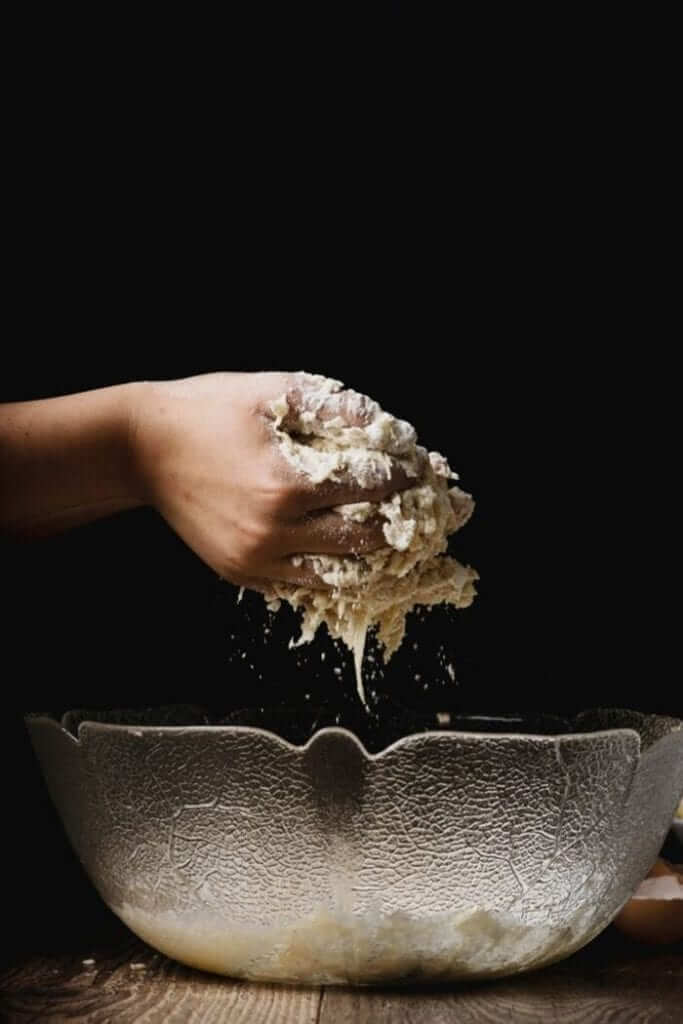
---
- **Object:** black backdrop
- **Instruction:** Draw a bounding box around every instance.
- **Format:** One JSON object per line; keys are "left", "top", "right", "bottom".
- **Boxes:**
{"left": 1, "top": 0, "right": 678, "bottom": 975}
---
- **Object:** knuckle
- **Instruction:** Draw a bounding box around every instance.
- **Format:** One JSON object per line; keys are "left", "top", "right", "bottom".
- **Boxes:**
{"left": 231, "top": 520, "right": 273, "bottom": 568}
{"left": 261, "top": 471, "right": 308, "bottom": 515}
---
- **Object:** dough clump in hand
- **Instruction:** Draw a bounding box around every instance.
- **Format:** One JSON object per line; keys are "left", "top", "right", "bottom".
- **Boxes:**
{"left": 262, "top": 374, "right": 478, "bottom": 705}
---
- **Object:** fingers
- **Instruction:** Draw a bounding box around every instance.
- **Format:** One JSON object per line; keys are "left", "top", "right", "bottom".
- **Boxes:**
{"left": 304, "top": 462, "right": 411, "bottom": 510}
{"left": 286, "top": 377, "right": 378, "bottom": 428}
{"left": 225, "top": 557, "right": 332, "bottom": 593}
{"left": 297, "top": 448, "right": 427, "bottom": 512}
{"left": 281, "top": 510, "right": 387, "bottom": 556}
{"left": 264, "top": 374, "right": 427, "bottom": 512}
{"left": 222, "top": 510, "right": 388, "bottom": 596}
{"left": 270, "top": 556, "right": 333, "bottom": 588}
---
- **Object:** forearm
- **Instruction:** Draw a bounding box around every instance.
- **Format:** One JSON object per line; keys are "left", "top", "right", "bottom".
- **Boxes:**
{"left": 0, "top": 383, "right": 146, "bottom": 537}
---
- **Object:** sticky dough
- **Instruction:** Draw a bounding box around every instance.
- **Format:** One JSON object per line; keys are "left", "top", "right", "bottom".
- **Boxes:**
{"left": 261, "top": 374, "right": 478, "bottom": 704}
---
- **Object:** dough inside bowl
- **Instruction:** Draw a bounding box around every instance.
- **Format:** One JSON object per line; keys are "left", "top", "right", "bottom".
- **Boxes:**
{"left": 115, "top": 898, "right": 599, "bottom": 985}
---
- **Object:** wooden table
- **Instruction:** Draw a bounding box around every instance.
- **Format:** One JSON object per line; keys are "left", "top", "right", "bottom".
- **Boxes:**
{"left": 1, "top": 907, "right": 681, "bottom": 1024}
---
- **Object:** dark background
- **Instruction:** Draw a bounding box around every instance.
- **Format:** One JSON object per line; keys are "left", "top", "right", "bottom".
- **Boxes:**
{"left": 1, "top": 6, "right": 679, "bottom": 962}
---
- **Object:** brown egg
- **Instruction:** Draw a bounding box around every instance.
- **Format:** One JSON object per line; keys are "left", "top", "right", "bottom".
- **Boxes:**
{"left": 613, "top": 859, "right": 683, "bottom": 944}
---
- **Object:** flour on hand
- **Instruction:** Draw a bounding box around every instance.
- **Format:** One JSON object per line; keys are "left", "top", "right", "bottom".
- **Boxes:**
{"left": 262, "top": 374, "right": 478, "bottom": 706}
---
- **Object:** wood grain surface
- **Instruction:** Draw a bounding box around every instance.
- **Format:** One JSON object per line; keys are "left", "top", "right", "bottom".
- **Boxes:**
{"left": 319, "top": 945, "right": 683, "bottom": 1024}
{"left": 1, "top": 916, "right": 681, "bottom": 1023}
{"left": 0, "top": 932, "right": 320, "bottom": 1024}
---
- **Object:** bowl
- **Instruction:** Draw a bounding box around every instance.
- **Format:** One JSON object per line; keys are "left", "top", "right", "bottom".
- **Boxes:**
{"left": 26, "top": 707, "right": 683, "bottom": 984}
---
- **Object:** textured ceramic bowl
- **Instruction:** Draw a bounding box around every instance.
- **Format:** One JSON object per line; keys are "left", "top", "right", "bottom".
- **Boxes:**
{"left": 26, "top": 708, "right": 683, "bottom": 984}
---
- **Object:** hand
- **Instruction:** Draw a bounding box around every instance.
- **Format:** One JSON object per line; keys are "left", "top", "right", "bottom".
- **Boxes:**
{"left": 131, "top": 372, "right": 412, "bottom": 588}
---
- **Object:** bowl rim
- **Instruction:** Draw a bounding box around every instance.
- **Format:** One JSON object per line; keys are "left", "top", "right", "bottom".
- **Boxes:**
{"left": 24, "top": 712, "right": 671, "bottom": 762}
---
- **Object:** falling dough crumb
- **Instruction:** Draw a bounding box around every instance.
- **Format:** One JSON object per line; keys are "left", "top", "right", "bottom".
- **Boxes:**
{"left": 261, "top": 374, "right": 478, "bottom": 705}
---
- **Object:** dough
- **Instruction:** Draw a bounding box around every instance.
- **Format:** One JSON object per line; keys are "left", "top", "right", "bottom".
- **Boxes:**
{"left": 117, "top": 899, "right": 594, "bottom": 984}
{"left": 262, "top": 374, "right": 478, "bottom": 704}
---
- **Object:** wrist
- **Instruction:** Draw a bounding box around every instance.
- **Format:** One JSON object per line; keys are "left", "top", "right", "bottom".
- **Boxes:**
{"left": 123, "top": 380, "right": 158, "bottom": 506}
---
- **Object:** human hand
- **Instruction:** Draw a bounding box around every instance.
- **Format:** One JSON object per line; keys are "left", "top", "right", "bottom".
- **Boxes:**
{"left": 130, "top": 372, "right": 414, "bottom": 589}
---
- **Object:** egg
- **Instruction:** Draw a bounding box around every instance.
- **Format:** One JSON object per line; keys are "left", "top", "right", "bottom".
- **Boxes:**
{"left": 613, "top": 858, "right": 683, "bottom": 944}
